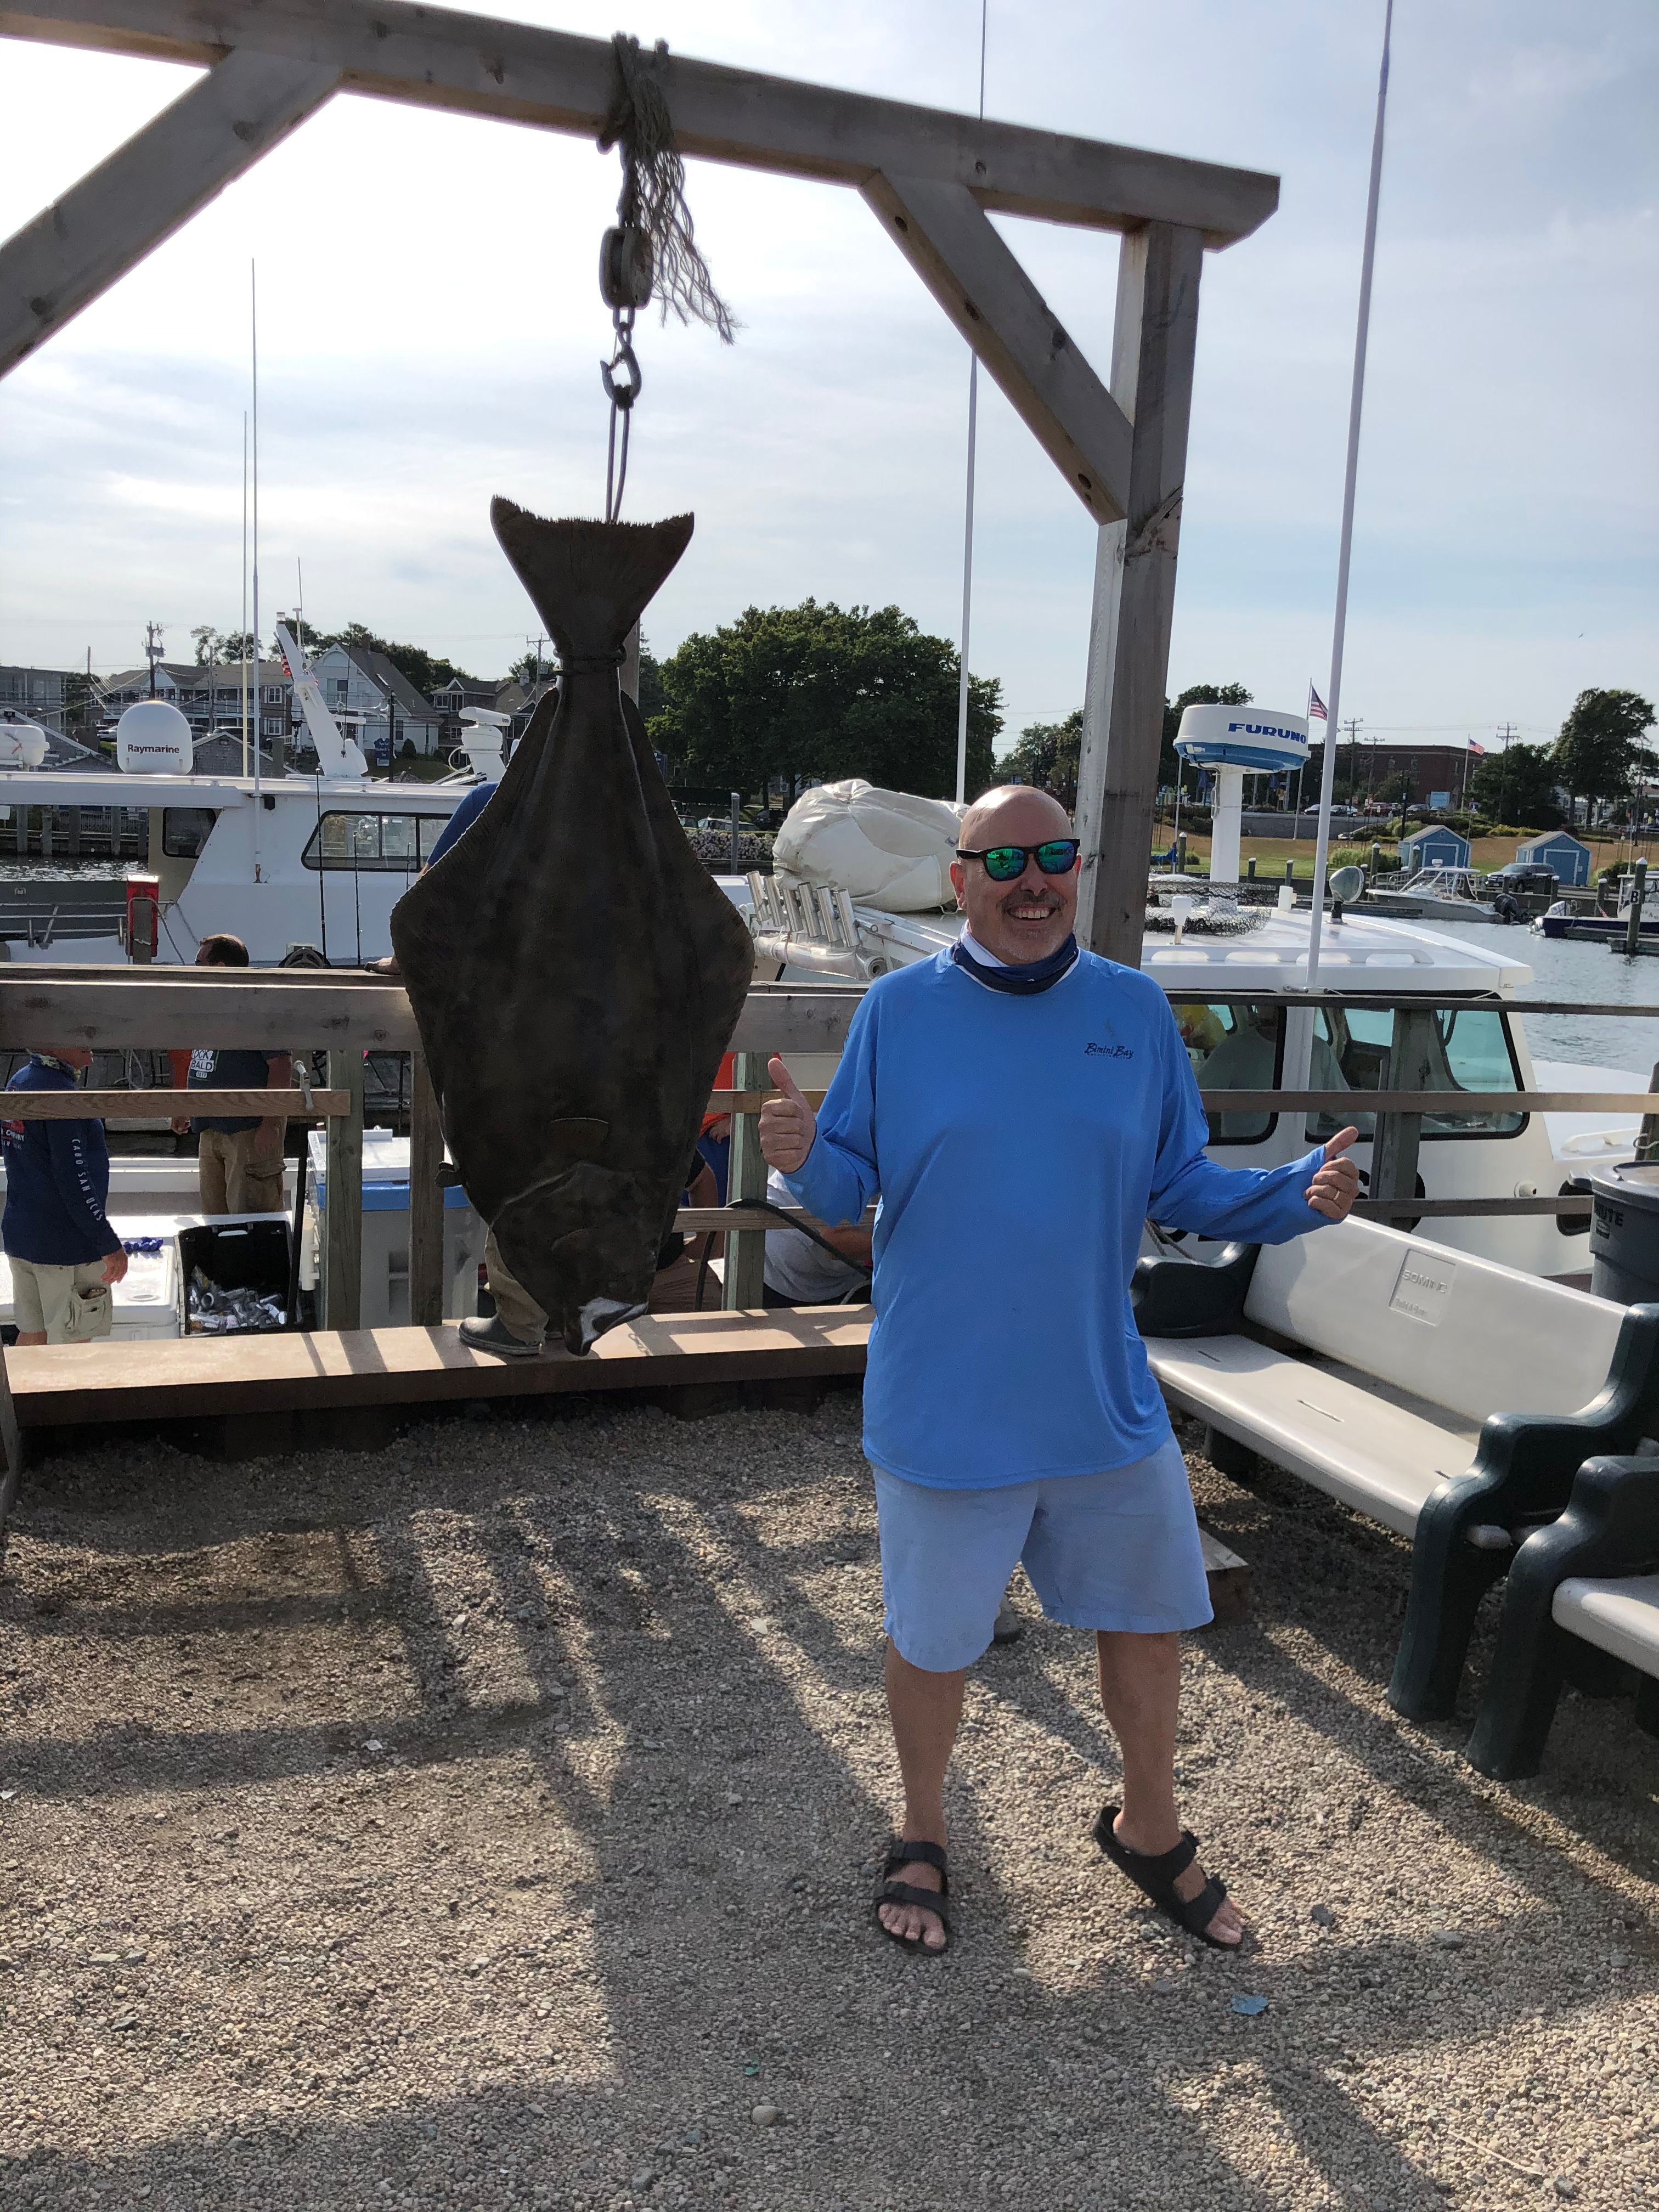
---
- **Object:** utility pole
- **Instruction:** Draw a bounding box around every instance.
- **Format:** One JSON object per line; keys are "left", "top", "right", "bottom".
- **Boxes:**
{"left": 144, "top": 621, "right": 164, "bottom": 699}
{"left": 1340, "top": 715, "right": 1361, "bottom": 808}
{"left": 1494, "top": 721, "right": 1517, "bottom": 827}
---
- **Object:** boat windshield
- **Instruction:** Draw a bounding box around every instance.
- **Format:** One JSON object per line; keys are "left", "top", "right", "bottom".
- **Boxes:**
{"left": 1306, "top": 1004, "right": 1525, "bottom": 1141}
{"left": 302, "top": 810, "right": 450, "bottom": 871}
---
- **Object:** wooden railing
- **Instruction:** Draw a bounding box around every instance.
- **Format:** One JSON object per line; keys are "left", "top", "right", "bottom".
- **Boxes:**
{"left": 2, "top": 970, "right": 1655, "bottom": 1326}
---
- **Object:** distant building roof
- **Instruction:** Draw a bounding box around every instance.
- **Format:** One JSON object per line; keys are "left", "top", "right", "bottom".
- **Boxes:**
{"left": 339, "top": 645, "right": 439, "bottom": 719}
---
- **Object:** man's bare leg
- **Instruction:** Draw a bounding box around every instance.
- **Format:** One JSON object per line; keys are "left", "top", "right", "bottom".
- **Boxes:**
{"left": 1096, "top": 1628, "right": 1244, "bottom": 1946}
{"left": 880, "top": 1642, "right": 965, "bottom": 1949}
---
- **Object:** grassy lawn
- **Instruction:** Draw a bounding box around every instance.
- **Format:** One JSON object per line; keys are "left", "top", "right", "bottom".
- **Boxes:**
{"left": 1157, "top": 825, "right": 1646, "bottom": 881}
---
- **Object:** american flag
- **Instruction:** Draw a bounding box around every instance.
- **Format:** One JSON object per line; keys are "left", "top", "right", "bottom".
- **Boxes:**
{"left": 1308, "top": 685, "right": 1328, "bottom": 721}
{"left": 1467, "top": 738, "right": 1486, "bottom": 757}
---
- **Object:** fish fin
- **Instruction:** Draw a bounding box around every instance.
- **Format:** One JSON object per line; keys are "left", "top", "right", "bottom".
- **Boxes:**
{"left": 490, "top": 502, "right": 693, "bottom": 658}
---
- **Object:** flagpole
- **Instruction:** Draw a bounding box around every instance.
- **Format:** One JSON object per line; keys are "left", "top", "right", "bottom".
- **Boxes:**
{"left": 953, "top": 0, "right": 990, "bottom": 808}
{"left": 1304, "top": 0, "right": 1393, "bottom": 998}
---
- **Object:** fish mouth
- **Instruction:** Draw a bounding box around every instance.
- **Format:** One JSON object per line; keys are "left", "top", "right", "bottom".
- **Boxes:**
{"left": 566, "top": 1296, "right": 648, "bottom": 1357}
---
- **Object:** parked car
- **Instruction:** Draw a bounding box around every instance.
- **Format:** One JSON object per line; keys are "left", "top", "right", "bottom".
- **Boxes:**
{"left": 1484, "top": 862, "right": 1559, "bottom": 895}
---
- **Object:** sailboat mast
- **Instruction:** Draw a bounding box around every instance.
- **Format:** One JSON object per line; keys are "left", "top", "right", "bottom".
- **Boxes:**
{"left": 250, "top": 260, "right": 263, "bottom": 876}
{"left": 953, "top": 0, "right": 990, "bottom": 809}
{"left": 1305, "top": 0, "right": 1394, "bottom": 995}
{"left": 240, "top": 412, "right": 250, "bottom": 777}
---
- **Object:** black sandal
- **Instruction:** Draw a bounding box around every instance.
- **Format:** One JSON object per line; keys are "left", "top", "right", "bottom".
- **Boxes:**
{"left": 871, "top": 1839, "right": 951, "bottom": 1954}
{"left": 1093, "top": 1802, "right": 1240, "bottom": 1951}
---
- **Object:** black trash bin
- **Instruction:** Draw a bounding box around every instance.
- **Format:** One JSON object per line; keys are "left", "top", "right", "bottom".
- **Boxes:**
{"left": 178, "top": 1218, "right": 295, "bottom": 1334}
{"left": 1587, "top": 1161, "right": 1659, "bottom": 1304}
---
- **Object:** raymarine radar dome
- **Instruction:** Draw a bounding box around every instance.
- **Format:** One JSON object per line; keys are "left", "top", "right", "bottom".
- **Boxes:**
{"left": 116, "top": 699, "right": 193, "bottom": 775}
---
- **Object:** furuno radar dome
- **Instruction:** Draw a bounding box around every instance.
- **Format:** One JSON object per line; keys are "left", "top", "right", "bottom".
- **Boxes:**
{"left": 1174, "top": 703, "right": 1310, "bottom": 889}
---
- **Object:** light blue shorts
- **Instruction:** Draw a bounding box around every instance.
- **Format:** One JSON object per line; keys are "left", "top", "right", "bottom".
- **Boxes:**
{"left": 872, "top": 1434, "right": 1211, "bottom": 1672}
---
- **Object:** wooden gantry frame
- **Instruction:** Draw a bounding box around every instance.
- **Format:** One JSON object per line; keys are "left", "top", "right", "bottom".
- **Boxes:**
{"left": 0, "top": 0, "right": 1282, "bottom": 965}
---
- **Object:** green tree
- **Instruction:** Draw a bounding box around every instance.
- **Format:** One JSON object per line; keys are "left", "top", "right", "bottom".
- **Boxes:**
{"left": 216, "top": 630, "right": 258, "bottom": 665}
{"left": 1551, "top": 687, "right": 1656, "bottom": 824}
{"left": 1467, "top": 743, "right": 1564, "bottom": 829}
{"left": 1162, "top": 682, "right": 1252, "bottom": 789}
{"left": 998, "top": 710, "right": 1083, "bottom": 805}
{"left": 651, "top": 601, "right": 1001, "bottom": 799}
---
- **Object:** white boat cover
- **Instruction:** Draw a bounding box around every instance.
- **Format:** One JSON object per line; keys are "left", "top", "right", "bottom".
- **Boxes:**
{"left": 772, "top": 779, "right": 967, "bottom": 912}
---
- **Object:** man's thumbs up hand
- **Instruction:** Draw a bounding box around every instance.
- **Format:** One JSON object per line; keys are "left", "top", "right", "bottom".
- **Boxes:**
{"left": 760, "top": 1056, "right": 816, "bottom": 1173}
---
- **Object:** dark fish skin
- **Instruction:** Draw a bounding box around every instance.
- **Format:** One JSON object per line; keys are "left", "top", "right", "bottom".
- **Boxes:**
{"left": 390, "top": 504, "right": 754, "bottom": 1354}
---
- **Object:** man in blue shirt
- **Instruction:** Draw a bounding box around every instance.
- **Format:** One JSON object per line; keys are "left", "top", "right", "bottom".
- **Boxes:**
{"left": 761, "top": 786, "right": 1358, "bottom": 1955}
{"left": 2, "top": 1047, "right": 128, "bottom": 1343}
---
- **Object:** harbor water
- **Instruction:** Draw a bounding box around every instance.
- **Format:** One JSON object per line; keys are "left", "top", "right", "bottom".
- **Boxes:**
{"left": 1426, "top": 918, "right": 1659, "bottom": 1077}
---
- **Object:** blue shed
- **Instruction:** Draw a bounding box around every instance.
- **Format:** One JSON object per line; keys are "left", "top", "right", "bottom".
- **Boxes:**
{"left": 1400, "top": 825, "right": 1471, "bottom": 871}
{"left": 1516, "top": 830, "right": 1592, "bottom": 887}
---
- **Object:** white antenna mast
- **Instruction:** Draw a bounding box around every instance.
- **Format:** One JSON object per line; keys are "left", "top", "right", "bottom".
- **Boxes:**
{"left": 1305, "top": 0, "right": 1394, "bottom": 995}
{"left": 952, "top": 0, "right": 989, "bottom": 808}
{"left": 240, "top": 411, "right": 250, "bottom": 777}
{"left": 251, "top": 259, "right": 263, "bottom": 877}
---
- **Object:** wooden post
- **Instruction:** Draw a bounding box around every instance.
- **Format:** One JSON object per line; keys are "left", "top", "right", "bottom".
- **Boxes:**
{"left": 1073, "top": 222, "right": 1205, "bottom": 968}
{"left": 0, "top": 1339, "right": 24, "bottom": 1556}
{"left": 408, "top": 1047, "right": 444, "bottom": 1326}
{"left": 723, "top": 1050, "right": 768, "bottom": 1311}
{"left": 323, "top": 1046, "right": 364, "bottom": 1330}
{"left": 1373, "top": 1007, "right": 1435, "bottom": 1205}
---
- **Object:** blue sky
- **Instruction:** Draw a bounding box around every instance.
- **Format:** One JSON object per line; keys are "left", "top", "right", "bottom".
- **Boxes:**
{"left": 1, "top": 0, "right": 1654, "bottom": 754}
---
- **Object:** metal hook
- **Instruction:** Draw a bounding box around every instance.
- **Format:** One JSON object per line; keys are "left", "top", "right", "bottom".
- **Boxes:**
{"left": 601, "top": 334, "right": 643, "bottom": 410}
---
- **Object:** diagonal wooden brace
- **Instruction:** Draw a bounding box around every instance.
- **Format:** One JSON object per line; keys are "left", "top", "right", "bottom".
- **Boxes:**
{"left": 862, "top": 171, "right": 1132, "bottom": 523}
{"left": 0, "top": 46, "right": 341, "bottom": 375}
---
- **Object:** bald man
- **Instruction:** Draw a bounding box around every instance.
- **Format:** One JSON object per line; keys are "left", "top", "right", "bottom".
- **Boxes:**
{"left": 761, "top": 786, "right": 1359, "bottom": 1956}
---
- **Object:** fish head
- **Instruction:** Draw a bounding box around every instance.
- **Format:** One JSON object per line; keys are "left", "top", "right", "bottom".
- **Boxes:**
{"left": 492, "top": 1163, "right": 663, "bottom": 1356}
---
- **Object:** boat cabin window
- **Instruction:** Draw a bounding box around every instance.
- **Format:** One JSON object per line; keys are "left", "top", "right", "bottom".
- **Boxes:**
{"left": 1306, "top": 1005, "right": 1524, "bottom": 1142}
{"left": 162, "top": 808, "right": 216, "bottom": 858}
{"left": 1172, "top": 1002, "right": 1284, "bottom": 1145}
{"left": 301, "top": 812, "right": 450, "bottom": 871}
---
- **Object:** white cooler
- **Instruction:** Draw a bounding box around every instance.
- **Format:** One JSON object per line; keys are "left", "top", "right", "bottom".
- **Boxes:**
{"left": 303, "top": 1130, "right": 484, "bottom": 1327}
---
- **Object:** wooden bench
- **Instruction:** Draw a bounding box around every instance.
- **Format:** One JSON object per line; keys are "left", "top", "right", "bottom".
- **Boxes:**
{"left": 1132, "top": 1218, "right": 1659, "bottom": 1720}
{"left": 1464, "top": 1454, "right": 1659, "bottom": 1777}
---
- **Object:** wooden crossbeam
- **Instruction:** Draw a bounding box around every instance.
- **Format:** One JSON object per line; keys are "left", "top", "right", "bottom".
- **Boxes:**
{"left": 0, "top": 1, "right": 1280, "bottom": 244}
{"left": 0, "top": 44, "right": 340, "bottom": 373}
{"left": 1198, "top": 1091, "right": 1646, "bottom": 1115}
{"left": 0, "top": 1088, "right": 347, "bottom": 1118}
{"left": 862, "top": 172, "right": 1133, "bottom": 522}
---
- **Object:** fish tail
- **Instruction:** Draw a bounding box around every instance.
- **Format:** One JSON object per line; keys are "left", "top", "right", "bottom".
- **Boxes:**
{"left": 490, "top": 501, "right": 693, "bottom": 659}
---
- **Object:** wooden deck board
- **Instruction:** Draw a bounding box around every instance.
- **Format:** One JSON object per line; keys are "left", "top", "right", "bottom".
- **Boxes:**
{"left": 8, "top": 1307, "right": 874, "bottom": 1426}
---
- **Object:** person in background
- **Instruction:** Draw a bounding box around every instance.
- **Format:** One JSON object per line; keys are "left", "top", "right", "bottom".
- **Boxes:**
{"left": 2, "top": 1046, "right": 127, "bottom": 1345}
{"left": 172, "top": 934, "right": 291, "bottom": 1216}
{"left": 761, "top": 1167, "right": 871, "bottom": 1306}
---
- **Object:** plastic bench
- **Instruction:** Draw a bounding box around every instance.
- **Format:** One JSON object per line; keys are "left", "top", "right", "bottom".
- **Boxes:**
{"left": 1464, "top": 1454, "right": 1659, "bottom": 1778}
{"left": 1132, "top": 1217, "right": 1659, "bottom": 1721}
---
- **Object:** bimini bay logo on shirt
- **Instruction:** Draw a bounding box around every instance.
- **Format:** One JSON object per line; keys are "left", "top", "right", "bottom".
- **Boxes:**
{"left": 1085, "top": 1039, "right": 1133, "bottom": 1060}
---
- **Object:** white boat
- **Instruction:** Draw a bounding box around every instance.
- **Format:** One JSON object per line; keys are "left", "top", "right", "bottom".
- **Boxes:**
{"left": 1361, "top": 864, "right": 1506, "bottom": 924}
{"left": 0, "top": 625, "right": 505, "bottom": 967}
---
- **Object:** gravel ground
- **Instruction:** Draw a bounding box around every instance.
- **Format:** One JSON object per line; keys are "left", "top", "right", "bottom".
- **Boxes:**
{"left": 0, "top": 1387, "right": 1654, "bottom": 2212}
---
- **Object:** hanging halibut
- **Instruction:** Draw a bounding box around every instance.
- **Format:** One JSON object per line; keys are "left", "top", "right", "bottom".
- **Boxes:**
{"left": 391, "top": 501, "right": 754, "bottom": 1353}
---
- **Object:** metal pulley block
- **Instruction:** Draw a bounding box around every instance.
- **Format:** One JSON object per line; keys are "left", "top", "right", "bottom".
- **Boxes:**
{"left": 600, "top": 224, "right": 653, "bottom": 311}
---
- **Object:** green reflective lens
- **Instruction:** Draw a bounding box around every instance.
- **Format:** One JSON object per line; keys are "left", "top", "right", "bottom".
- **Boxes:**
{"left": 1034, "top": 840, "right": 1080, "bottom": 873}
{"left": 981, "top": 847, "right": 1026, "bottom": 881}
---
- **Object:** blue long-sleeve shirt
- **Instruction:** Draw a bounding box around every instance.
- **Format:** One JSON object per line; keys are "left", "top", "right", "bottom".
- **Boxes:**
{"left": 1, "top": 1056, "right": 120, "bottom": 1266}
{"left": 783, "top": 948, "right": 1330, "bottom": 1488}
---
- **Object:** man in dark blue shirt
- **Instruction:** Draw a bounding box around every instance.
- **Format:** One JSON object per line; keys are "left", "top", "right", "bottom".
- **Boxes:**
{"left": 2, "top": 1047, "right": 127, "bottom": 1343}
{"left": 170, "top": 934, "right": 291, "bottom": 1215}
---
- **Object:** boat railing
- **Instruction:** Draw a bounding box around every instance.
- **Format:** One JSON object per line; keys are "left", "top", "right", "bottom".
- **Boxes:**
{"left": 0, "top": 970, "right": 1654, "bottom": 1327}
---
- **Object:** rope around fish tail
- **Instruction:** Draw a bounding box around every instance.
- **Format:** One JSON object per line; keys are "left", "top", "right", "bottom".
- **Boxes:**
{"left": 600, "top": 34, "right": 738, "bottom": 343}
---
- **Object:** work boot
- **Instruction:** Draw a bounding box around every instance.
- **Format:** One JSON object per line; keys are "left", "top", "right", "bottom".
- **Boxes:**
{"left": 458, "top": 1313, "right": 543, "bottom": 1358}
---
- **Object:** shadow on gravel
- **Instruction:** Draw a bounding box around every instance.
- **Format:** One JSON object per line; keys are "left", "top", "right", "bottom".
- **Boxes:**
{"left": 1, "top": 1404, "right": 1654, "bottom": 2212}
